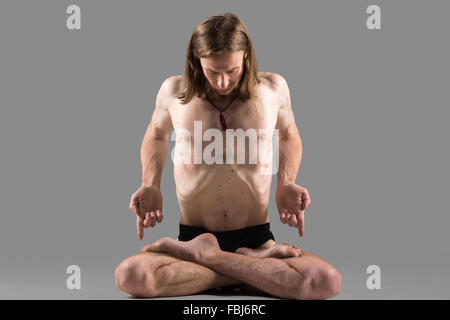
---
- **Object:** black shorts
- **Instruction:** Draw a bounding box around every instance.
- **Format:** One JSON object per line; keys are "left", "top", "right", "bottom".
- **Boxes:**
{"left": 178, "top": 223, "right": 275, "bottom": 253}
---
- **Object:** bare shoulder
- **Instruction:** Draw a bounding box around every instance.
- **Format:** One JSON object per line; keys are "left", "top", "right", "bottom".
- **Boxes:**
{"left": 153, "top": 75, "right": 182, "bottom": 112}
{"left": 159, "top": 75, "right": 183, "bottom": 99}
{"left": 258, "top": 72, "right": 290, "bottom": 111}
{"left": 258, "top": 72, "right": 287, "bottom": 92}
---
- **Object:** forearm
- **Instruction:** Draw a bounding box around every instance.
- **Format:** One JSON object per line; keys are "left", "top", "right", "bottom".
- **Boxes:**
{"left": 140, "top": 134, "right": 169, "bottom": 187}
{"left": 277, "top": 131, "right": 302, "bottom": 186}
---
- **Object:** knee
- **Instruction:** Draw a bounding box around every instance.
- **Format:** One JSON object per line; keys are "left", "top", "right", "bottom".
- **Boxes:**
{"left": 114, "top": 254, "right": 158, "bottom": 297}
{"left": 313, "top": 266, "right": 342, "bottom": 299}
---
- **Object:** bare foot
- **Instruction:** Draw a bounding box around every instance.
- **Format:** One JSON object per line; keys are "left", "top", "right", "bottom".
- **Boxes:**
{"left": 235, "top": 243, "right": 301, "bottom": 259}
{"left": 141, "top": 233, "right": 222, "bottom": 265}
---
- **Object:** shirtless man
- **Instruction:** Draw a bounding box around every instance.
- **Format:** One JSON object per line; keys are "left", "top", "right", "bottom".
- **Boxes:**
{"left": 114, "top": 13, "right": 342, "bottom": 300}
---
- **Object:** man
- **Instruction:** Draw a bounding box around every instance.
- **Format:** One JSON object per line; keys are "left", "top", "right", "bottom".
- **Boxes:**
{"left": 115, "top": 13, "right": 342, "bottom": 300}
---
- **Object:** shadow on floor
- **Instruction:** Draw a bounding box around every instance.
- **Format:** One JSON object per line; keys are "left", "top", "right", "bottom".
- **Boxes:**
{"left": 127, "top": 285, "right": 282, "bottom": 300}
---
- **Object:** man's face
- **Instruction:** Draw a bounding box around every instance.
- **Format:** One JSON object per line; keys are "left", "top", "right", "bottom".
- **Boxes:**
{"left": 200, "top": 50, "right": 247, "bottom": 96}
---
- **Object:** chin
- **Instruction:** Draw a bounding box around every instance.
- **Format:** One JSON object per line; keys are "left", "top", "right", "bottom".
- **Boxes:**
{"left": 217, "top": 88, "right": 233, "bottom": 94}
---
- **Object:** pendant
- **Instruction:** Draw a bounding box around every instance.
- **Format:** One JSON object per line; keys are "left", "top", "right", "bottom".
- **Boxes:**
{"left": 219, "top": 113, "right": 227, "bottom": 131}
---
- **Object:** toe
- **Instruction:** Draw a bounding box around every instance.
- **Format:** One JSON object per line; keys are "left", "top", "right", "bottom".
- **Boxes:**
{"left": 289, "top": 247, "right": 301, "bottom": 257}
{"left": 140, "top": 243, "right": 156, "bottom": 252}
{"left": 235, "top": 247, "right": 250, "bottom": 255}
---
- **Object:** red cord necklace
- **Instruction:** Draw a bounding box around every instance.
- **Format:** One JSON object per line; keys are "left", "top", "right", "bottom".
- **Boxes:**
{"left": 205, "top": 90, "right": 238, "bottom": 131}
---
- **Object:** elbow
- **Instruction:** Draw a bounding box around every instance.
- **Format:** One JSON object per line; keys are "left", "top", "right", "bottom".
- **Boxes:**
{"left": 146, "top": 125, "right": 170, "bottom": 142}
{"left": 280, "top": 131, "right": 302, "bottom": 149}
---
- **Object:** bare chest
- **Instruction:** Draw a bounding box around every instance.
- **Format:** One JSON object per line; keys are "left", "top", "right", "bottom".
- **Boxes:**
{"left": 169, "top": 91, "right": 279, "bottom": 135}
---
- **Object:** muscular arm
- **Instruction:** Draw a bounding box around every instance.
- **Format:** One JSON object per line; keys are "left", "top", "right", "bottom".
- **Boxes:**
{"left": 274, "top": 74, "right": 302, "bottom": 186}
{"left": 141, "top": 78, "right": 175, "bottom": 187}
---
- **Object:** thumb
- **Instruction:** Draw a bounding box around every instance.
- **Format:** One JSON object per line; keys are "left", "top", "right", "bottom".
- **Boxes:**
{"left": 129, "top": 197, "right": 141, "bottom": 216}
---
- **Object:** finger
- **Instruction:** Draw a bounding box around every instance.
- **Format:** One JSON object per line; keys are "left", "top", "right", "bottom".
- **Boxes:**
{"left": 297, "top": 211, "right": 305, "bottom": 237}
{"left": 143, "top": 212, "right": 151, "bottom": 228}
{"left": 288, "top": 214, "right": 296, "bottom": 227}
{"left": 137, "top": 215, "right": 144, "bottom": 240}
{"left": 290, "top": 214, "right": 298, "bottom": 227}
{"left": 156, "top": 209, "right": 163, "bottom": 223}
{"left": 149, "top": 211, "right": 156, "bottom": 227}
{"left": 280, "top": 211, "right": 287, "bottom": 224}
{"left": 286, "top": 213, "right": 291, "bottom": 226}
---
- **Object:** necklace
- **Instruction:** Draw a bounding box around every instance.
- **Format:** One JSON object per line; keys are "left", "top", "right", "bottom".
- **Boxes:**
{"left": 204, "top": 90, "right": 238, "bottom": 131}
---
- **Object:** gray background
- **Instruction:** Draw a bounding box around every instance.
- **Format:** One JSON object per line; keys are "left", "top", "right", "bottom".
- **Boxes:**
{"left": 0, "top": 0, "right": 449, "bottom": 299}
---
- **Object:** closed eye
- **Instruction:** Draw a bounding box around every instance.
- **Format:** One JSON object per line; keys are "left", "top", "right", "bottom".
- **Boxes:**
{"left": 207, "top": 68, "right": 239, "bottom": 75}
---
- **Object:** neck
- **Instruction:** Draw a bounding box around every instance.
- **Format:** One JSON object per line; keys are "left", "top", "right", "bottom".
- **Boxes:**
{"left": 205, "top": 85, "right": 237, "bottom": 102}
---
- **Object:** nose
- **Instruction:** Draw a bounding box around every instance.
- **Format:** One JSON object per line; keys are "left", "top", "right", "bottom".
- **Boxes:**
{"left": 217, "top": 74, "right": 230, "bottom": 90}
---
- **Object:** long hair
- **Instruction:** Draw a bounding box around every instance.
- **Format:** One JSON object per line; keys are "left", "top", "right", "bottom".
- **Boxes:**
{"left": 176, "top": 13, "right": 261, "bottom": 110}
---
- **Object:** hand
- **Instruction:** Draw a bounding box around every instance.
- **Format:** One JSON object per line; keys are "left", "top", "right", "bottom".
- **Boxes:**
{"left": 276, "top": 183, "right": 311, "bottom": 237}
{"left": 129, "top": 185, "right": 163, "bottom": 240}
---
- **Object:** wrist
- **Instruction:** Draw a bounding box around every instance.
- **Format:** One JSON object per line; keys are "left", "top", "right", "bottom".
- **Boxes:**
{"left": 277, "top": 171, "right": 296, "bottom": 187}
{"left": 141, "top": 181, "right": 160, "bottom": 189}
{"left": 141, "top": 175, "right": 161, "bottom": 188}
{"left": 277, "top": 180, "right": 295, "bottom": 189}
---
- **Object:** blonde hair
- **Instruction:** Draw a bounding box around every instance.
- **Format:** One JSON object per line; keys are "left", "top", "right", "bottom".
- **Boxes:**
{"left": 176, "top": 13, "right": 261, "bottom": 112}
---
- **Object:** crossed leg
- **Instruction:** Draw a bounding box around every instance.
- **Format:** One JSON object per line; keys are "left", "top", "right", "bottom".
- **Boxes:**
{"left": 115, "top": 234, "right": 342, "bottom": 300}
{"left": 115, "top": 250, "right": 243, "bottom": 298}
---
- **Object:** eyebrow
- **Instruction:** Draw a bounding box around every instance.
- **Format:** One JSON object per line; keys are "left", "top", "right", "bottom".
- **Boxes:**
{"left": 206, "top": 66, "right": 240, "bottom": 72}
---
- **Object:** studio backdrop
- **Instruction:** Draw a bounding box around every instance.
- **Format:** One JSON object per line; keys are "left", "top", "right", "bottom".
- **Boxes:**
{"left": 0, "top": 0, "right": 449, "bottom": 299}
